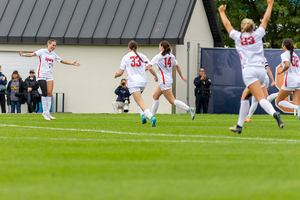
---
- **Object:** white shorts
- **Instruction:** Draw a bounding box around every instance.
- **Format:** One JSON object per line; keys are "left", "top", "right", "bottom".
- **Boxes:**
{"left": 160, "top": 83, "right": 172, "bottom": 91}
{"left": 261, "top": 75, "right": 269, "bottom": 89}
{"left": 37, "top": 77, "right": 53, "bottom": 82}
{"left": 281, "top": 85, "right": 300, "bottom": 91}
{"left": 242, "top": 67, "right": 266, "bottom": 87}
{"left": 129, "top": 87, "right": 145, "bottom": 94}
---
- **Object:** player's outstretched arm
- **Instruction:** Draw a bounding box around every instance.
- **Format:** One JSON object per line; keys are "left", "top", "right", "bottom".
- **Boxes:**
{"left": 61, "top": 59, "right": 80, "bottom": 66}
{"left": 218, "top": 5, "right": 234, "bottom": 34}
{"left": 19, "top": 51, "right": 36, "bottom": 57}
{"left": 260, "top": 0, "right": 274, "bottom": 30}
{"left": 174, "top": 65, "right": 187, "bottom": 83}
{"left": 114, "top": 69, "right": 124, "bottom": 78}
{"left": 146, "top": 65, "right": 158, "bottom": 82}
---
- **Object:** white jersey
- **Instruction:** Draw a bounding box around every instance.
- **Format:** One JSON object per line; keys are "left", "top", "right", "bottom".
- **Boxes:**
{"left": 149, "top": 52, "right": 178, "bottom": 85}
{"left": 229, "top": 27, "right": 265, "bottom": 69}
{"left": 34, "top": 48, "right": 62, "bottom": 78}
{"left": 120, "top": 51, "right": 149, "bottom": 88}
{"left": 280, "top": 50, "right": 300, "bottom": 88}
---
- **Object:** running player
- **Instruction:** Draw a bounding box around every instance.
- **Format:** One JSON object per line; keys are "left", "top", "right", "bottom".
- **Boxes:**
{"left": 19, "top": 39, "right": 80, "bottom": 121}
{"left": 245, "top": 57, "right": 278, "bottom": 122}
{"left": 218, "top": 0, "right": 284, "bottom": 134}
{"left": 148, "top": 40, "right": 195, "bottom": 119}
{"left": 275, "top": 38, "right": 300, "bottom": 119}
{"left": 114, "top": 40, "right": 158, "bottom": 127}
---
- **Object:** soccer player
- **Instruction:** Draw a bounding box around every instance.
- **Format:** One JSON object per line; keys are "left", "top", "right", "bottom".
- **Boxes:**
{"left": 148, "top": 40, "right": 195, "bottom": 120}
{"left": 114, "top": 40, "right": 158, "bottom": 127}
{"left": 275, "top": 38, "right": 300, "bottom": 119}
{"left": 218, "top": 0, "right": 284, "bottom": 134}
{"left": 19, "top": 39, "right": 80, "bottom": 120}
{"left": 245, "top": 57, "right": 278, "bottom": 122}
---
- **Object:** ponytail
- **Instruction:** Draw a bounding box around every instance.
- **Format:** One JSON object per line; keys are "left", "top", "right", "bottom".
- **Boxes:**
{"left": 240, "top": 18, "right": 255, "bottom": 37}
{"left": 283, "top": 38, "right": 294, "bottom": 64}
{"left": 128, "top": 40, "right": 147, "bottom": 63}
{"left": 160, "top": 40, "right": 171, "bottom": 56}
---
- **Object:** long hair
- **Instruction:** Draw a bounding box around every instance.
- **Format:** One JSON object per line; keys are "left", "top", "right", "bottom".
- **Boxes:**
{"left": 128, "top": 40, "right": 146, "bottom": 63}
{"left": 240, "top": 18, "right": 255, "bottom": 36}
{"left": 11, "top": 73, "right": 21, "bottom": 79}
{"left": 160, "top": 40, "right": 171, "bottom": 56}
{"left": 283, "top": 38, "right": 294, "bottom": 64}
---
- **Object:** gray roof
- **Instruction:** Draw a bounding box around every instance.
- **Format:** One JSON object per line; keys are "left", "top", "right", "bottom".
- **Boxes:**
{"left": 0, "top": 0, "right": 223, "bottom": 46}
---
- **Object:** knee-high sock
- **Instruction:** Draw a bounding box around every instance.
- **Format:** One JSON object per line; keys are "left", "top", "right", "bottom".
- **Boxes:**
{"left": 143, "top": 109, "right": 153, "bottom": 119}
{"left": 267, "top": 92, "right": 278, "bottom": 102}
{"left": 237, "top": 100, "right": 249, "bottom": 127}
{"left": 278, "top": 100, "right": 298, "bottom": 110}
{"left": 151, "top": 99, "right": 159, "bottom": 116}
{"left": 259, "top": 99, "right": 276, "bottom": 116}
{"left": 174, "top": 99, "right": 189, "bottom": 111}
{"left": 46, "top": 97, "right": 52, "bottom": 114}
{"left": 137, "top": 106, "right": 144, "bottom": 116}
{"left": 42, "top": 96, "right": 47, "bottom": 113}
{"left": 248, "top": 96, "right": 258, "bottom": 118}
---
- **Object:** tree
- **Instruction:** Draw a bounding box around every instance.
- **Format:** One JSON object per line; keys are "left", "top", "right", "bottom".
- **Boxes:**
{"left": 214, "top": 0, "right": 300, "bottom": 48}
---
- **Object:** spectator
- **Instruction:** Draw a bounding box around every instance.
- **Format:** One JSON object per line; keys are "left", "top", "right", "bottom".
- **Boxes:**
{"left": 194, "top": 68, "right": 211, "bottom": 113}
{"left": 0, "top": 65, "right": 7, "bottom": 113}
{"left": 7, "top": 70, "right": 25, "bottom": 113}
{"left": 24, "top": 69, "right": 41, "bottom": 113}
{"left": 112, "top": 79, "right": 131, "bottom": 113}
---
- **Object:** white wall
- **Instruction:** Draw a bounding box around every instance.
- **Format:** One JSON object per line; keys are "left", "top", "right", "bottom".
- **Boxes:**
{"left": 175, "top": 0, "right": 214, "bottom": 113}
{"left": 0, "top": 44, "right": 171, "bottom": 114}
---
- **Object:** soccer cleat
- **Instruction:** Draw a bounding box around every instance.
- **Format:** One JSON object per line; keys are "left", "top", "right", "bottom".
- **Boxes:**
{"left": 273, "top": 111, "right": 284, "bottom": 129}
{"left": 229, "top": 125, "right": 242, "bottom": 134}
{"left": 42, "top": 113, "right": 51, "bottom": 121}
{"left": 151, "top": 116, "right": 156, "bottom": 127}
{"left": 141, "top": 114, "right": 147, "bottom": 124}
{"left": 244, "top": 116, "right": 251, "bottom": 123}
{"left": 297, "top": 106, "right": 300, "bottom": 120}
{"left": 48, "top": 114, "right": 56, "bottom": 120}
{"left": 190, "top": 107, "right": 195, "bottom": 120}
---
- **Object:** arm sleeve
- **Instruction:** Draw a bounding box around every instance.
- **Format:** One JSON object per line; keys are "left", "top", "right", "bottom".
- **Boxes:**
{"left": 194, "top": 77, "right": 200, "bottom": 86}
{"left": 229, "top": 29, "right": 240, "bottom": 41}
{"left": 120, "top": 56, "right": 126, "bottom": 70}
{"left": 115, "top": 86, "right": 121, "bottom": 95}
{"left": 54, "top": 52, "right": 62, "bottom": 63}
{"left": 281, "top": 53, "right": 289, "bottom": 65}
{"left": 149, "top": 54, "right": 159, "bottom": 66}
{"left": 34, "top": 49, "right": 44, "bottom": 57}
{"left": 206, "top": 78, "right": 212, "bottom": 87}
{"left": 255, "top": 26, "right": 266, "bottom": 38}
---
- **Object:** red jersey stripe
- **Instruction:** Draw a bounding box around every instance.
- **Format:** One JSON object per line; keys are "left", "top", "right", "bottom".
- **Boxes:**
{"left": 285, "top": 71, "right": 288, "bottom": 87}
{"left": 38, "top": 56, "right": 41, "bottom": 77}
{"left": 159, "top": 67, "right": 165, "bottom": 84}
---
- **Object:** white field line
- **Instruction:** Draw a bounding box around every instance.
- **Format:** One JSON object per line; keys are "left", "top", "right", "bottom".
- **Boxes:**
{"left": 0, "top": 136, "right": 297, "bottom": 144}
{"left": 0, "top": 123, "right": 300, "bottom": 144}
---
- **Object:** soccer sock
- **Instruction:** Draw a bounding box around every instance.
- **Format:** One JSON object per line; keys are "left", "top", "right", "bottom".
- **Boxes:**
{"left": 248, "top": 96, "right": 258, "bottom": 118}
{"left": 237, "top": 100, "right": 249, "bottom": 127}
{"left": 174, "top": 99, "right": 189, "bottom": 111}
{"left": 151, "top": 99, "right": 159, "bottom": 116}
{"left": 137, "top": 106, "right": 144, "bottom": 116}
{"left": 42, "top": 96, "right": 47, "bottom": 114}
{"left": 267, "top": 92, "right": 278, "bottom": 102}
{"left": 46, "top": 97, "right": 52, "bottom": 114}
{"left": 143, "top": 109, "right": 153, "bottom": 120}
{"left": 259, "top": 99, "right": 276, "bottom": 116}
{"left": 278, "top": 100, "right": 298, "bottom": 110}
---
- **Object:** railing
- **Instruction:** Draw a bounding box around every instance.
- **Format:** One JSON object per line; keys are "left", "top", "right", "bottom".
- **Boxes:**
{"left": 6, "top": 92, "right": 65, "bottom": 113}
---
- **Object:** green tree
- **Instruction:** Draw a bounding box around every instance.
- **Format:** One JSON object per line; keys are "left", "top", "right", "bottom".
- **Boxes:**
{"left": 214, "top": 0, "right": 300, "bottom": 48}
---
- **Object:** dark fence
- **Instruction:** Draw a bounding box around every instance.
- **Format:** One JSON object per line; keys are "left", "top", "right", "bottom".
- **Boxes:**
{"left": 201, "top": 48, "right": 300, "bottom": 114}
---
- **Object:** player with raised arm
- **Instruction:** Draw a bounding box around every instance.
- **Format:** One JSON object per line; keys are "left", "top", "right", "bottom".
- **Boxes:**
{"left": 19, "top": 39, "right": 80, "bottom": 121}
{"left": 275, "top": 38, "right": 300, "bottom": 119}
{"left": 114, "top": 40, "right": 158, "bottom": 127}
{"left": 218, "top": 0, "right": 284, "bottom": 134}
{"left": 149, "top": 40, "right": 195, "bottom": 119}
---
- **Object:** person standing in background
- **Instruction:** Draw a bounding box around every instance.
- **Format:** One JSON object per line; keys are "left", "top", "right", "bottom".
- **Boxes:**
{"left": 194, "top": 68, "right": 211, "bottom": 114}
{"left": 0, "top": 65, "right": 7, "bottom": 113}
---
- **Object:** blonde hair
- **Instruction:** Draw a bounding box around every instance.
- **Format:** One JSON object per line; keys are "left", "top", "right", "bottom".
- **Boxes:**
{"left": 241, "top": 18, "right": 255, "bottom": 34}
{"left": 11, "top": 73, "right": 21, "bottom": 79}
{"left": 47, "top": 39, "right": 57, "bottom": 47}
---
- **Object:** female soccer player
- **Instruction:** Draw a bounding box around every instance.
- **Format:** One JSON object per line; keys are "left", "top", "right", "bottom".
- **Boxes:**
{"left": 114, "top": 40, "right": 158, "bottom": 127}
{"left": 218, "top": 0, "right": 284, "bottom": 134}
{"left": 19, "top": 39, "right": 80, "bottom": 120}
{"left": 275, "top": 38, "right": 300, "bottom": 119}
{"left": 148, "top": 40, "right": 195, "bottom": 119}
{"left": 245, "top": 57, "right": 278, "bottom": 122}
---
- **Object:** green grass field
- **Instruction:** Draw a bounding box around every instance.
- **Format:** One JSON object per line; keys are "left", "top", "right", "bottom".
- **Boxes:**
{"left": 1, "top": 113, "right": 300, "bottom": 200}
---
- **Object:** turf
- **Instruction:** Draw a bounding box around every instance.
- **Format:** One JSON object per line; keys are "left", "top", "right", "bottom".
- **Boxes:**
{"left": 0, "top": 113, "right": 300, "bottom": 200}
